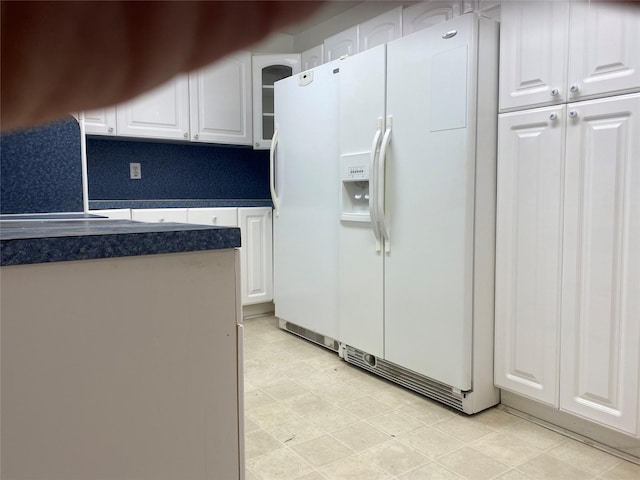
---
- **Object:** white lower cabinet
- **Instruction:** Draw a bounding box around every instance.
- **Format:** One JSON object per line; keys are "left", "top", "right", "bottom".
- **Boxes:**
{"left": 131, "top": 207, "right": 273, "bottom": 307}
{"left": 560, "top": 93, "right": 640, "bottom": 436}
{"left": 89, "top": 208, "right": 131, "bottom": 220}
{"left": 495, "top": 105, "right": 566, "bottom": 407}
{"left": 187, "top": 207, "right": 238, "bottom": 227}
{"left": 131, "top": 208, "right": 188, "bottom": 224}
{"left": 238, "top": 207, "right": 273, "bottom": 305}
{"left": 495, "top": 93, "right": 640, "bottom": 437}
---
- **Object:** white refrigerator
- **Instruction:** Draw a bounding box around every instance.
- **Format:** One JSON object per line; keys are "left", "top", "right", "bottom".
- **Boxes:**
{"left": 338, "top": 13, "right": 500, "bottom": 414}
{"left": 271, "top": 60, "right": 341, "bottom": 349}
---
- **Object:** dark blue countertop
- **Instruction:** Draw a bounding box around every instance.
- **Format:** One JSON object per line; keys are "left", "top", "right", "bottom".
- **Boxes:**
{"left": 0, "top": 217, "right": 241, "bottom": 266}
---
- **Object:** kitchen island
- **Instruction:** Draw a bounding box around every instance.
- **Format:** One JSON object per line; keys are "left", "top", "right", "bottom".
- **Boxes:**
{"left": 0, "top": 217, "right": 245, "bottom": 479}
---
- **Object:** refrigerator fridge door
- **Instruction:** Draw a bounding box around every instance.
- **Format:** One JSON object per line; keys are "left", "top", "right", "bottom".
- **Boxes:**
{"left": 272, "top": 61, "right": 341, "bottom": 341}
{"left": 383, "top": 14, "right": 479, "bottom": 391}
{"left": 338, "top": 45, "right": 387, "bottom": 358}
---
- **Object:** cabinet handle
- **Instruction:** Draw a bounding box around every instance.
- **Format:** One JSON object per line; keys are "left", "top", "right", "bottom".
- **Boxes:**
{"left": 569, "top": 84, "right": 580, "bottom": 93}
{"left": 550, "top": 88, "right": 560, "bottom": 96}
{"left": 568, "top": 110, "right": 578, "bottom": 118}
{"left": 549, "top": 113, "right": 558, "bottom": 121}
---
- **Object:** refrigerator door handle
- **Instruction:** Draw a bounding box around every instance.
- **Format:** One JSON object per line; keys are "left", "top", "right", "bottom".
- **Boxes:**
{"left": 269, "top": 128, "right": 281, "bottom": 216}
{"left": 369, "top": 118, "right": 384, "bottom": 251}
{"left": 378, "top": 116, "right": 392, "bottom": 252}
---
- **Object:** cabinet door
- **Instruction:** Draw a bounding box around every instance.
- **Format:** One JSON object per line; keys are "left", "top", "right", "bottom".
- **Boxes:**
{"left": 358, "top": 7, "right": 402, "bottom": 52}
{"left": 499, "top": 1, "right": 569, "bottom": 112}
{"left": 238, "top": 207, "right": 273, "bottom": 305}
{"left": 83, "top": 107, "right": 117, "bottom": 136}
{"left": 189, "top": 52, "right": 252, "bottom": 145}
{"left": 567, "top": 1, "right": 640, "bottom": 102}
{"left": 402, "top": 1, "right": 462, "bottom": 36}
{"left": 90, "top": 208, "right": 131, "bottom": 220}
{"left": 561, "top": 94, "right": 640, "bottom": 436}
{"left": 131, "top": 208, "right": 188, "bottom": 223}
{"left": 187, "top": 208, "right": 238, "bottom": 227}
{"left": 324, "top": 26, "right": 358, "bottom": 62}
{"left": 494, "top": 106, "right": 566, "bottom": 407}
{"left": 252, "top": 55, "right": 300, "bottom": 150}
{"left": 301, "top": 45, "right": 324, "bottom": 71}
{"left": 116, "top": 76, "right": 190, "bottom": 140}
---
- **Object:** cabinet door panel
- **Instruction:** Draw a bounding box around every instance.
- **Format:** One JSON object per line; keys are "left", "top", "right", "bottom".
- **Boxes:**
{"left": 252, "top": 55, "right": 300, "bottom": 150}
{"left": 358, "top": 7, "right": 402, "bottom": 52}
{"left": 83, "top": 108, "right": 117, "bottom": 135}
{"left": 301, "top": 45, "right": 324, "bottom": 71}
{"left": 131, "top": 208, "right": 188, "bottom": 224}
{"left": 561, "top": 94, "right": 640, "bottom": 436}
{"left": 324, "top": 26, "right": 358, "bottom": 62}
{"left": 190, "top": 52, "right": 252, "bottom": 145}
{"left": 117, "top": 76, "right": 189, "bottom": 140}
{"left": 239, "top": 207, "right": 273, "bottom": 305}
{"left": 402, "top": 1, "right": 462, "bottom": 36}
{"left": 187, "top": 208, "right": 238, "bottom": 227}
{"left": 494, "top": 106, "right": 566, "bottom": 406}
{"left": 568, "top": 2, "right": 640, "bottom": 101}
{"left": 499, "top": 1, "right": 569, "bottom": 112}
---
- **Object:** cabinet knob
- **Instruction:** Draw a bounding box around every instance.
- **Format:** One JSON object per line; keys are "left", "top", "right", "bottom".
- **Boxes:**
{"left": 108, "top": 127, "right": 114, "bottom": 133}
{"left": 183, "top": 132, "right": 188, "bottom": 138}
{"left": 255, "top": 142, "right": 260, "bottom": 148}
{"left": 159, "top": 218, "right": 165, "bottom": 222}
{"left": 211, "top": 216, "right": 217, "bottom": 225}
{"left": 549, "top": 113, "right": 558, "bottom": 121}
{"left": 194, "top": 134, "right": 199, "bottom": 140}
{"left": 568, "top": 110, "right": 578, "bottom": 118}
{"left": 550, "top": 88, "right": 560, "bottom": 97}
{"left": 569, "top": 84, "right": 580, "bottom": 93}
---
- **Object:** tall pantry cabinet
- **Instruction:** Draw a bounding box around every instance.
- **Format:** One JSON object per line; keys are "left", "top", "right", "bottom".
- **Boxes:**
{"left": 495, "top": 0, "right": 640, "bottom": 440}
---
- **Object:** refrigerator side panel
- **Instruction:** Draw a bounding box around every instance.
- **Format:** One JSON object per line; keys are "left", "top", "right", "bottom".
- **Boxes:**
{"left": 383, "top": 14, "right": 477, "bottom": 390}
{"left": 338, "top": 46, "right": 386, "bottom": 357}
{"left": 272, "top": 62, "right": 341, "bottom": 340}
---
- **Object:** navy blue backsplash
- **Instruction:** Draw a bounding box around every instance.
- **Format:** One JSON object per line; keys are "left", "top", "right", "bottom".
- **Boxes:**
{"left": 87, "top": 138, "right": 271, "bottom": 204}
{"left": 1, "top": 116, "right": 84, "bottom": 214}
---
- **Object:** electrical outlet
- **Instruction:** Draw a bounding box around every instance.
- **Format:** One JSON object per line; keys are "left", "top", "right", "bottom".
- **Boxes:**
{"left": 130, "top": 162, "right": 142, "bottom": 180}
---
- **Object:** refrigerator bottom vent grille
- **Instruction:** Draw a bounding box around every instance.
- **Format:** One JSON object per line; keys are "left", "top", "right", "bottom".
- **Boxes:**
{"left": 278, "top": 319, "right": 340, "bottom": 352}
{"left": 345, "top": 346, "right": 465, "bottom": 412}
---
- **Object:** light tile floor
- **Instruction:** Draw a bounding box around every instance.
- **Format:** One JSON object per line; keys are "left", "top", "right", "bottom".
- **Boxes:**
{"left": 243, "top": 316, "right": 639, "bottom": 480}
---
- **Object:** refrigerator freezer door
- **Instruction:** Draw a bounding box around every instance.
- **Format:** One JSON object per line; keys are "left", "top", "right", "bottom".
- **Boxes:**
{"left": 338, "top": 45, "right": 387, "bottom": 358}
{"left": 273, "top": 61, "right": 341, "bottom": 340}
{"left": 384, "top": 14, "right": 478, "bottom": 391}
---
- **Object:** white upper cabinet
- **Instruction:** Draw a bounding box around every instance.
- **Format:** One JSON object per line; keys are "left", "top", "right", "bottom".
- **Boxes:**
{"left": 324, "top": 26, "right": 359, "bottom": 62}
{"left": 252, "top": 54, "right": 300, "bottom": 150}
{"left": 189, "top": 52, "right": 252, "bottom": 145}
{"left": 499, "top": 0, "right": 570, "bottom": 112}
{"left": 560, "top": 93, "right": 640, "bottom": 436}
{"left": 83, "top": 107, "right": 117, "bottom": 136}
{"left": 358, "top": 7, "right": 402, "bottom": 52}
{"left": 567, "top": 1, "right": 640, "bottom": 102}
{"left": 494, "top": 105, "right": 566, "bottom": 407}
{"left": 116, "top": 76, "right": 190, "bottom": 140}
{"left": 402, "top": 1, "right": 462, "bottom": 36}
{"left": 301, "top": 45, "right": 324, "bottom": 71}
{"left": 500, "top": 1, "right": 640, "bottom": 112}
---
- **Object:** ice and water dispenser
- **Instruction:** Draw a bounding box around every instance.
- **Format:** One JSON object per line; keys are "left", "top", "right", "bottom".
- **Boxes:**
{"left": 340, "top": 151, "right": 371, "bottom": 222}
